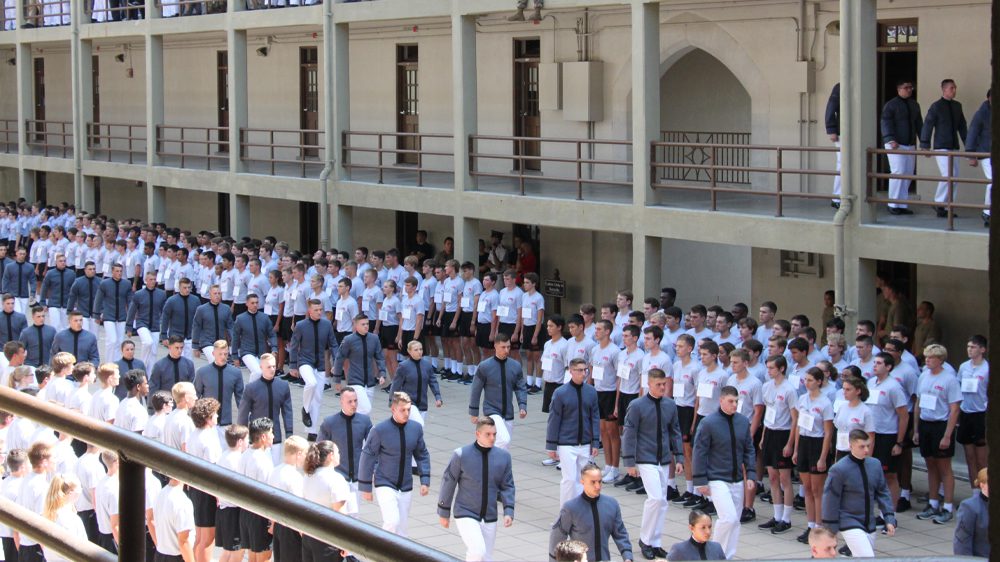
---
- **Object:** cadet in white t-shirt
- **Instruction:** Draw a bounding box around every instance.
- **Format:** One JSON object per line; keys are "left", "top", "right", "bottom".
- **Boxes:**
{"left": 458, "top": 262, "right": 484, "bottom": 384}
{"left": 955, "top": 335, "right": 989, "bottom": 487}
{"left": 539, "top": 316, "right": 569, "bottom": 418}
{"left": 94, "top": 450, "right": 120, "bottom": 555}
{"left": 302, "top": 441, "right": 352, "bottom": 560}
{"left": 727, "top": 347, "right": 764, "bottom": 520}
{"left": 519, "top": 273, "right": 546, "bottom": 392}
{"left": 114, "top": 369, "right": 149, "bottom": 434}
{"left": 152, "top": 476, "right": 197, "bottom": 562}
{"left": 589, "top": 320, "right": 620, "bottom": 483}
{"left": 640, "top": 326, "right": 672, "bottom": 396}
{"left": 474, "top": 272, "right": 500, "bottom": 361}
{"left": 832, "top": 374, "right": 874, "bottom": 460}
{"left": 87, "top": 363, "right": 121, "bottom": 425}
{"left": 162, "top": 382, "right": 196, "bottom": 452}
{"left": 693, "top": 341, "right": 728, "bottom": 428}
{"left": 267, "top": 435, "right": 309, "bottom": 562}
{"left": 216, "top": 424, "right": 249, "bottom": 562}
{"left": 670, "top": 334, "right": 699, "bottom": 505}
{"left": 759, "top": 355, "right": 798, "bottom": 534}
{"left": 333, "top": 278, "right": 359, "bottom": 343}
{"left": 913, "top": 344, "right": 962, "bottom": 524}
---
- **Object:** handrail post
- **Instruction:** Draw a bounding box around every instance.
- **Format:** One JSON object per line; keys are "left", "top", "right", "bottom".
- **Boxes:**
{"left": 206, "top": 128, "right": 211, "bottom": 171}
{"left": 341, "top": 131, "right": 349, "bottom": 179}
{"left": 377, "top": 133, "right": 384, "bottom": 184}
{"left": 776, "top": 147, "right": 784, "bottom": 217}
{"left": 947, "top": 152, "right": 955, "bottom": 231}
{"left": 576, "top": 141, "right": 583, "bottom": 200}
{"left": 709, "top": 146, "right": 717, "bottom": 211}
{"left": 118, "top": 456, "right": 146, "bottom": 562}
{"left": 518, "top": 138, "right": 525, "bottom": 196}
{"left": 270, "top": 130, "right": 276, "bottom": 176}
{"left": 417, "top": 134, "right": 424, "bottom": 187}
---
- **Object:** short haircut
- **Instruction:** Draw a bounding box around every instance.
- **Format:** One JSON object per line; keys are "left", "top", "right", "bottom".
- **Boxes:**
{"left": 190, "top": 398, "right": 220, "bottom": 428}
{"left": 969, "top": 334, "right": 988, "bottom": 348}
{"left": 248, "top": 417, "right": 274, "bottom": 443}
{"left": 742, "top": 339, "right": 763, "bottom": 355}
{"left": 283, "top": 435, "right": 309, "bottom": 457}
{"left": 698, "top": 340, "right": 719, "bottom": 355}
{"left": 171, "top": 381, "right": 196, "bottom": 404}
{"left": 788, "top": 338, "right": 808, "bottom": 353}
{"left": 643, "top": 325, "right": 663, "bottom": 342}
{"left": 493, "top": 332, "right": 510, "bottom": 344}
{"left": 122, "top": 369, "right": 147, "bottom": 392}
{"left": 225, "top": 424, "right": 249, "bottom": 448}
{"left": 391, "top": 391, "right": 412, "bottom": 407}
{"left": 547, "top": 315, "right": 565, "bottom": 329}
{"left": 664, "top": 306, "right": 683, "bottom": 320}
{"left": 720, "top": 385, "right": 739, "bottom": 399}
{"left": 476, "top": 417, "right": 496, "bottom": 431}
{"left": 622, "top": 325, "right": 640, "bottom": 338}
{"left": 730, "top": 348, "right": 751, "bottom": 362}
{"left": 760, "top": 301, "right": 777, "bottom": 313}
{"left": 675, "top": 334, "right": 695, "bottom": 348}
{"left": 766, "top": 354, "right": 787, "bottom": 372}
{"left": 875, "top": 351, "right": 896, "bottom": 369}
{"left": 554, "top": 540, "right": 588, "bottom": 562}
{"left": 27, "top": 441, "right": 53, "bottom": 468}
{"left": 50, "top": 352, "right": 75, "bottom": 372}
{"left": 923, "top": 344, "right": 948, "bottom": 361}
{"left": 6, "top": 449, "right": 27, "bottom": 473}
{"left": 150, "top": 390, "right": 174, "bottom": 413}
{"left": 100, "top": 450, "right": 119, "bottom": 467}
{"left": 849, "top": 429, "right": 870, "bottom": 443}
{"left": 809, "top": 527, "right": 837, "bottom": 545}
{"left": 647, "top": 368, "right": 667, "bottom": 381}
{"left": 568, "top": 358, "right": 588, "bottom": 370}
{"left": 96, "top": 363, "right": 119, "bottom": 384}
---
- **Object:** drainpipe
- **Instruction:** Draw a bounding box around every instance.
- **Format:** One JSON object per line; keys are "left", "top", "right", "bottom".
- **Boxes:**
{"left": 318, "top": 0, "right": 334, "bottom": 249}
{"left": 833, "top": 195, "right": 853, "bottom": 319}
{"left": 71, "top": 8, "right": 83, "bottom": 207}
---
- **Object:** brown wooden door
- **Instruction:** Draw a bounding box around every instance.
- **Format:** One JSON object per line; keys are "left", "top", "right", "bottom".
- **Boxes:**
{"left": 513, "top": 39, "right": 540, "bottom": 171}
{"left": 217, "top": 51, "right": 229, "bottom": 153}
{"left": 300, "top": 47, "right": 319, "bottom": 159}
{"left": 33, "top": 58, "right": 45, "bottom": 143}
{"left": 396, "top": 45, "right": 419, "bottom": 165}
{"left": 91, "top": 55, "right": 100, "bottom": 147}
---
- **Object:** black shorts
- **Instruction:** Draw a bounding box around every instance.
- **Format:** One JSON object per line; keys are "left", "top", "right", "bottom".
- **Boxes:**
{"left": 424, "top": 314, "right": 438, "bottom": 337}
{"left": 273, "top": 523, "right": 303, "bottom": 561}
{"left": 233, "top": 303, "right": 247, "bottom": 317}
{"left": 400, "top": 329, "right": 420, "bottom": 352}
{"left": 189, "top": 487, "right": 217, "bottom": 527}
{"left": 97, "top": 532, "right": 118, "bottom": 555}
{"left": 239, "top": 509, "right": 272, "bottom": 553}
{"left": 678, "top": 406, "right": 695, "bottom": 442}
{"left": 301, "top": 534, "right": 342, "bottom": 562}
{"left": 521, "top": 324, "right": 548, "bottom": 352}
{"left": 617, "top": 393, "right": 639, "bottom": 426}
{"left": 597, "top": 391, "right": 618, "bottom": 420}
{"left": 902, "top": 411, "right": 915, "bottom": 448}
{"left": 154, "top": 553, "right": 184, "bottom": 562}
{"left": 441, "top": 311, "right": 459, "bottom": 337}
{"left": 541, "top": 381, "right": 562, "bottom": 413}
{"left": 692, "top": 413, "right": 704, "bottom": 437}
{"left": 796, "top": 435, "right": 832, "bottom": 474}
{"left": 957, "top": 411, "right": 987, "bottom": 446}
{"left": 335, "top": 330, "right": 352, "bottom": 344}
{"left": 278, "top": 315, "right": 294, "bottom": 340}
{"left": 872, "top": 433, "right": 901, "bottom": 473}
{"left": 379, "top": 325, "right": 399, "bottom": 350}
{"left": 753, "top": 425, "right": 764, "bottom": 454}
{"left": 475, "top": 322, "right": 493, "bottom": 349}
{"left": 918, "top": 419, "right": 956, "bottom": 459}
{"left": 458, "top": 311, "right": 475, "bottom": 337}
{"left": 762, "top": 428, "right": 793, "bottom": 469}
{"left": 497, "top": 322, "right": 518, "bottom": 349}
{"left": 215, "top": 507, "right": 242, "bottom": 551}
{"left": 79, "top": 508, "right": 98, "bottom": 543}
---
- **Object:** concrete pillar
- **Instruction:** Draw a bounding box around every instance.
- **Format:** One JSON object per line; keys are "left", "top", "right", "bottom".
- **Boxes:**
{"left": 75, "top": 41, "right": 95, "bottom": 210}
{"left": 146, "top": 184, "right": 165, "bottom": 223}
{"left": 330, "top": 22, "right": 350, "bottom": 180}
{"left": 145, "top": 34, "right": 164, "bottom": 167}
{"left": 630, "top": 1, "right": 659, "bottom": 208}
{"left": 80, "top": 177, "right": 96, "bottom": 213}
{"left": 227, "top": 29, "right": 248, "bottom": 173}
{"left": 16, "top": 43, "right": 33, "bottom": 200}
{"left": 332, "top": 204, "right": 353, "bottom": 251}
{"left": 631, "top": 234, "right": 661, "bottom": 300}
{"left": 145, "top": 0, "right": 159, "bottom": 18}
{"left": 18, "top": 169, "right": 35, "bottom": 202}
{"left": 452, "top": 14, "right": 477, "bottom": 192}
{"left": 454, "top": 216, "right": 478, "bottom": 265}
{"left": 844, "top": 256, "right": 876, "bottom": 330}
{"left": 229, "top": 194, "right": 250, "bottom": 239}
{"left": 15, "top": 0, "right": 24, "bottom": 27}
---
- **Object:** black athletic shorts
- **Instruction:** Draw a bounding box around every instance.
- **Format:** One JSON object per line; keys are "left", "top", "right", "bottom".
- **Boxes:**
{"left": 190, "top": 487, "right": 218, "bottom": 527}
{"left": 762, "top": 428, "right": 793, "bottom": 469}
{"left": 541, "top": 381, "right": 562, "bottom": 413}
{"left": 400, "top": 329, "right": 420, "bottom": 352}
{"left": 239, "top": 509, "right": 272, "bottom": 553}
{"left": 497, "top": 322, "right": 518, "bottom": 349}
{"left": 475, "top": 322, "right": 493, "bottom": 349}
{"left": 957, "top": 411, "right": 987, "bottom": 446}
{"left": 379, "top": 325, "right": 399, "bottom": 350}
{"left": 617, "top": 392, "right": 639, "bottom": 426}
{"left": 215, "top": 507, "right": 242, "bottom": 551}
{"left": 796, "top": 435, "right": 832, "bottom": 474}
{"left": 872, "top": 433, "right": 901, "bottom": 473}
{"left": 918, "top": 419, "right": 956, "bottom": 459}
{"left": 278, "top": 315, "right": 294, "bottom": 340}
{"left": 458, "top": 311, "right": 475, "bottom": 337}
{"left": 441, "top": 311, "right": 459, "bottom": 337}
{"left": 597, "top": 391, "right": 618, "bottom": 420}
{"left": 521, "top": 324, "right": 548, "bottom": 352}
{"left": 678, "top": 406, "right": 695, "bottom": 442}
{"left": 903, "top": 410, "right": 915, "bottom": 449}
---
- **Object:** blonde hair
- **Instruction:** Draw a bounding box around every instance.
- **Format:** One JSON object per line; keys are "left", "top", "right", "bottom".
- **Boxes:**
{"left": 8, "top": 366, "right": 33, "bottom": 389}
{"left": 213, "top": 340, "right": 229, "bottom": 350}
{"left": 923, "top": 344, "right": 948, "bottom": 361}
{"left": 50, "top": 352, "right": 76, "bottom": 372}
{"left": 975, "top": 467, "right": 988, "bottom": 487}
{"left": 96, "top": 363, "right": 119, "bottom": 384}
{"left": 283, "top": 435, "right": 309, "bottom": 457}
{"left": 171, "top": 382, "right": 196, "bottom": 404}
{"left": 42, "top": 473, "right": 81, "bottom": 520}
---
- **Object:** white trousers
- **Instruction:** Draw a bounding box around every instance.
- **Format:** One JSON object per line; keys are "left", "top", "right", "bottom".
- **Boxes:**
{"left": 983, "top": 158, "right": 993, "bottom": 216}
{"left": 708, "top": 480, "right": 745, "bottom": 559}
{"left": 242, "top": 354, "right": 262, "bottom": 383}
{"left": 14, "top": 297, "right": 28, "bottom": 315}
{"left": 182, "top": 339, "right": 193, "bottom": 361}
{"left": 346, "top": 481, "right": 360, "bottom": 516}
{"left": 300, "top": 365, "right": 325, "bottom": 435}
{"left": 934, "top": 150, "right": 960, "bottom": 203}
{"left": 350, "top": 384, "right": 374, "bottom": 416}
{"left": 886, "top": 143, "right": 915, "bottom": 208}
{"left": 103, "top": 321, "right": 126, "bottom": 363}
{"left": 488, "top": 415, "right": 513, "bottom": 449}
{"left": 83, "top": 317, "right": 97, "bottom": 335}
{"left": 558, "top": 445, "right": 590, "bottom": 506}
{"left": 201, "top": 345, "right": 214, "bottom": 359}
{"left": 455, "top": 518, "right": 498, "bottom": 562}
{"left": 374, "top": 487, "right": 412, "bottom": 537}
{"left": 637, "top": 464, "right": 671, "bottom": 547}
{"left": 46, "top": 308, "right": 66, "bottom": 332}
{"left": 137, "top": 328, "right": 160, "bottom": 368}
{"left": 270, "top": 442, "right": 284, "bottom": 466}
{"left": 841, "top": 528, "right": 876, "bottom": 557}
{"left": 832, "top": 140, "right": 842, "bottom": 200}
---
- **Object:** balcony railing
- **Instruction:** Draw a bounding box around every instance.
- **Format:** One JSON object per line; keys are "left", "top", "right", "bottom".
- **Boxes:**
{"left": 25, "top": 119, "right": 73, "bottom": 158}
{"left": 650, "top": 141, "right": 837, "bottom": 215}
{"left": 867, "top": 147, "right": 991, "bottom": 231}
{"left": 342, "top": 130, "right": 453, "bottom": 187}
{"left": 157, "top": 0, "right": 227, "bottom": 17}
{"left": 89, "top": 0, "right": 145, "bottom": 22}
{"left": 658, "top": 130, "right": 751, "bottom": 184}
{"left": 240, "top": 127, "right": 325, "bottom": 177}
{"left": 23, "top": 0, "right": 69, "bottom": 27}
{"left": 245, "top": 0, "right": 322, "bottom": 10}
{"left": 87, "top": 122, "right": 148, "bottom": 164}
{"left": 0, "top": 119, "right": 17, "bottom": 154}
{"left": 470, "top": 134, "right": 632, "bottom": 200}
{"left": 156, "top": 124, "right": 229, "bottom": 170}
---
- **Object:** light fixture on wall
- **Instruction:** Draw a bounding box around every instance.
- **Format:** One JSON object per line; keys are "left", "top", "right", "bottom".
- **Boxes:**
{"left": 114, "top": 53, "right": 126, "bottom": 63}
{"left": 5, "top": 58, "right": 14, "bottom": 66}
{"left": 256, "top": 36, "right": 273, "bottom": 57}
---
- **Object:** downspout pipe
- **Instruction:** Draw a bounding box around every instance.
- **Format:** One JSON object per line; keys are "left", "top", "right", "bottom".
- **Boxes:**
{"left": 319, "top": 0, "right": 334, "bottom": 250}
{"left": 71, "top": 7, "right": 83, "bottom": 209}
{"left": 832, "top": 194, "right": 853, "bottom": 319}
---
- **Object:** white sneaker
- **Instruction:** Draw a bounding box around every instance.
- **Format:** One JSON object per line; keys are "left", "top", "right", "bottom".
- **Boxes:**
{"left": 600, "top": 465, "right": 611, "bottom": 476}
{"left": 601, "top": 468, "right": 619, "bottom": 483}
{"left": 542, "top": 457, "right": 559, "bottom": 466}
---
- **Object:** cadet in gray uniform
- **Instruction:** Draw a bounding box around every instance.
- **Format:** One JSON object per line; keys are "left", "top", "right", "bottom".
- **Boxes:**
{"left": 126, "top": 271, "right": 167, "bottom": 368}
{"left": 51, "top": 310, "right": 100, "bottom": 364}
{"left": 822, "top": 429, "right": 896, "bottom": 557}
{"left": 437, "top": 417, "right": 516, "bottom": 562}
{"left": 149, "top": 336, "right": 197, "bottom": 397}
{"left": 547, "top": 358, "right": 601, "bottom": 507}
{"left": 469, "top": 333, "right": 528, "bottom": 450}
{"left": 665, "top": 510, "right": 726, "bottom": 561}
{"left": 19, "top": 305, "right": 55, "bottom": 368}
{"left": 548, "top": 463, "right": 633, "bottom": 562}
{"left": 318, "top": 387, "right": 373, "bottom": 516}
{"left": 237, "top": 353, "right": 293, "bottom": 465}
{"left": 160, "top": 278, "right": 199, "bottom": 360}
{"left": 390, "top": 340, "right": 443, "bottom": 425}
{"left": 919, "top": 79, "right": 968, "bottom": 216}
{"left": 333, "top": 314, "right": 386, "bottom": 417}
{"left": 232, "top": 294, "right": 276, "bottom": 383}
{"left": 0, "top": 294, "right": 27, "bottom": 345}
{"left": 94, "top": 263, "right": 132, "bottom": 363}
{"left": 192, "top": 286, "right": 234, "bottom": 358}
{"left": 67, "top": 262, "right": 100, "bottom": 333}
{"left": 193, "top": 340, "right": 244, "bottom": 427}
{"left": 288, "top": 299, "right": 338, "bottom": 437}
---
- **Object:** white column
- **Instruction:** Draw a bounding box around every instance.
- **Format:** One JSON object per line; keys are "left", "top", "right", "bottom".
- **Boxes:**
{"left": 630, "top": 1, "right": 659, "bottom": 209}
{"left": 452, "top": 14, "right": 477, "bottom": 192}
{"left": 331, "top": 22, "right": 350, "bottom": 180}
{"left": 16, "top": 43, "right": 34, "bottom": 200}
{"left": 227, "top": 29, "right": 248, "bottom": 173}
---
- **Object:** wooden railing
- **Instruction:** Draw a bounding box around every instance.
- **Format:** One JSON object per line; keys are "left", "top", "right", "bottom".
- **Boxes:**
{"left": 87, "top": 122, "right": 147, "bottom": 164}
{"left": 22, "top": 0, "right": 69, "bottom": 27}
{"left": 0, "top": 119, "right": 17, "bottom": 154}
{"left": 469, "top": 134, "right": 632, "bottom": 200}
{"left": 658, "top": 130, "right": 751, "bottom": 184}
{"left": 342, "top": 130, "right": 453, "bottom": 186}
{"left": 25, "top": 119, "right": 73, "bottom": 158}
{"left": 156, "top": 124, "right": 229, "bottom": 170}
{"left": 650, "top": 141, "right": 838, "bottom": 215}
{"left": 240, "top": 127, "right": 325, "bottom": 177}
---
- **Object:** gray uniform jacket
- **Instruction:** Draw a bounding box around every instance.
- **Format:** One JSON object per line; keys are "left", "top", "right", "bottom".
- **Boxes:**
{"left": 67, "top": 275, "right": 100, "bottom": 317}
{"left": 692, "top": 410, "right": 756, "bottom": 485}
{"left": 94, "top": 277, "right": 133, "bottom": 322}
{"left": 289, "top": 317, "right": 337, "bottom": 370}
{"left": 332, "top": 332, "right": 385, "bottom": 386}
{"left": 881, "top": 96, "right": 923, "bottom": 145}
{"left": 966, "top": 100, "right": 991, "bottom": 155}
{"left": 160, "top": 293, "right": 198, "bottom": 340}
{"left": 468, "top": 356, "right": 528, "bottom": 421}
{"left": 546, "top": 381, "right": 600, "bottom": 451}
{"left": 114, "top": 357, "right": 147, "bottom": 401}
{"left": 389, "top": 357, "right": 441, "bottom": 411}
{"left": 0, "top": 311, "right": 27, "bottom": 344}
{"left": 822, "top": 454, "right": 896, "bottom": 534}
{"left": 920, "top": 97, "right": 967, "bottom": 150}
{"left": 2, "top": 261, "right": 34, "bottom": 298}
{"left": 232, "top": 311, "right": 276, "bottom": 358}
{"left": 549, "top": 493, "right": 632, "bottom": 562}
{"left": 40, "top": 267, "right": 75, "bottom": 309}
{"left": 193, "top": 362, "right": 245, "bottom": 425}
{"left": 191, "top": 302, "right": 234, "bottom": 349}
{"left": 953, "top": 490, "right": 989, "bottom": 557}
{"left": 149, "top": 355, "right": 196, "bottom": 396}
{"left": 622, "top": 394, "right": 684, "bottom": 467}
{"left": 19, "top": 323, "right": 55, "bottom": 367}
{"left": 126, "top": 287, "right": 167, "bottom": 332}
{"left": 358, "top": 418, "right": 430, "bottom": 493}
{"left": 51, "top": 328, "right": 100, "bottom": 364}
{"left": 666, "top": 538, "right": 726, "bottom": 561}
{"left": 237, "top": 376, "right": 294, "bottom": 443}
{"left": 318, "top": 411, "right": 372, "bottom": 482}
{"left": 437, "top": 443, "right": 515, "bottom": 523}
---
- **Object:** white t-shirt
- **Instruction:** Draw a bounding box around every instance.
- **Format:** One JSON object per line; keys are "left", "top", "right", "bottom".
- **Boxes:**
{"left": 727, "top": 373, "right": 764, "bottom": 419}
{"left": 162, "top": 409, "right": 195, "bottom": 451}
{"left": 187, "top": 427, "right": 223, "bottom": 464}
{"left": 833, "top": 402, "right": 875, "bottom": 451}
{"left": 95, "top": 474, "right": 120, "bottom": 534}
{"left": 303, "top": 465, "right": 352, "bottom": 514}
{"left": 17, "top": 472, "right": 52, "bottom": 546}
{"left": 114, "top": 396, "right": 149, "bottom": 433}
{"left": 88, "top": 387, "right": 120, "bottom": 423}
{"left": 0, "top": 475, "right": 24, "bottom": 538}
{"left": 761, "top": 379, "right": 798, "bottom": 430}
{"left": 239, "top": 447, "right": 274, "bottom": 483}
{"left": 267, "top": 463, "right": 304, "bottom": 497}
{"left": 45, "top": 506, "right": 88, "bottom": 562}
{"left": 75, "top": 452, "right": 106, "bottom": 512}
{"left": 153, "top": 484, "right": 195, "bottom": 556}
{"left": 695, "top": 366, "right": 729, "bottom": 417}
{"left": 671, "top": 360, "right": 700, "bottom": 408}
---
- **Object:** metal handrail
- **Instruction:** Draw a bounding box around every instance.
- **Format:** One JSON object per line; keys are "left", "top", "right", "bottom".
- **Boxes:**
{"left": 89, "top": 2, "right": 145, "bottom": 21}
{"left": 156, "top": 124, "right": 229, "bottom": 170}
{"left": 87, "top": 122, "right": 147, "bottom": 164}
{"left": 0, "top": 387, "right": 458, "bottom": 562}
{"left": 650, "top": 141, "right": 838, "bottom": 215}
{"left": 0, "top": 119, "right": 17, "bottom": 154}
{"left": 25, "top": 119, "right": 73, "bottom": 158}
{"left": 240, "top": 127, "right": 326, "bottom": 177}
{"left": 342, "top": 130, "right": 454, "bottom": 186}
{"left": 659, "top": 130, "right": 751, "bottom": 184}
{"left": 0, "top": 497, "right": 117, "bottom": 562}
{"left": 867, "top": 147, "right": 991, "bottom": 230}
{"left": 470, "top": 134, "right": 632, "bottom": 200}
{"left": 156, "top": 0, "right": 228, "bottom": 16}
{"left": 22, "top": 0, "right": 69, "bottom": 27}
